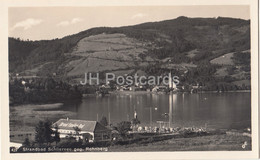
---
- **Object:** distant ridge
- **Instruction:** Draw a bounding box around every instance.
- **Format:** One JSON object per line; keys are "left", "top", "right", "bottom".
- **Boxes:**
{"left": 9, "top": 16, "right": 250, "bottom": 89}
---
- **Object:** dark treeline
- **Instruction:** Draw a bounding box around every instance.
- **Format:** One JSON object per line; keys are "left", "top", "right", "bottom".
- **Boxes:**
{"left": 233, "top": 51, "right": 251, "bottom": 65}
{"left": 9, "top": 77, "right": 82, "bottom": 105}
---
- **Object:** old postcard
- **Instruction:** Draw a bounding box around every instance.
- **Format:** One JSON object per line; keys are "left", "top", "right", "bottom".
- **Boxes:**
{"left": 0, "top": 0, "right": 259, "bottom": 159}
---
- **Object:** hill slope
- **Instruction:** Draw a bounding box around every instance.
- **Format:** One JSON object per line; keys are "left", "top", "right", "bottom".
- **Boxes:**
{"left": 9, "top": 16, "right": 250, "bottom": 89}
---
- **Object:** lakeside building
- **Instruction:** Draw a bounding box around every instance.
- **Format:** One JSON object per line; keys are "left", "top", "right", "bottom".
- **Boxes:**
{"left": 52, "top": 119, "right": 111, "bottom": 142}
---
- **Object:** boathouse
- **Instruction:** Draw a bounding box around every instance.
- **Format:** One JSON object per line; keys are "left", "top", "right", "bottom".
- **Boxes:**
{"left": 52, "top": 119, "right": 111, "bottom": 142}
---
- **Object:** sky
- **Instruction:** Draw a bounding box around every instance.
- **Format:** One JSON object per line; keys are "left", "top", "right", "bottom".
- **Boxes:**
{"left": 8, "top": 6, "right": 250, "bottom": 40}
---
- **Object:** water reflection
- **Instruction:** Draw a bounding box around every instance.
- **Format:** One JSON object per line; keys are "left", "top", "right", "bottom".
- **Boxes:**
{"left": 61, "top": 92, "right": 251, "bottom": 129}
{"left": 169, "top": 94, "right": 177, "bottom": 127}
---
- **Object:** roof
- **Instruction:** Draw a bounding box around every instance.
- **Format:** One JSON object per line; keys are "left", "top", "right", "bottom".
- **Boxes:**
{"left": 53, "top": 119, "right": 110, "bottom": 132}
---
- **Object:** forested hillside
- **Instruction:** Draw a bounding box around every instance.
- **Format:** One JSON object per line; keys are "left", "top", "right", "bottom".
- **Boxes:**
{"left": 9, "top": 16, "right": 251, "bottom": 91}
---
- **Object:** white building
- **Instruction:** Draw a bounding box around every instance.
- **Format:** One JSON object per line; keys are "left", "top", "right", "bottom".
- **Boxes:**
{"left": 52, "top": 119, "right": 111, "bottom": 142}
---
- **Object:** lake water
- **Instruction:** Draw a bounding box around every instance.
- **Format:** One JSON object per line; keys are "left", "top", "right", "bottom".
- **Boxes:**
{"left": 60, "top": 92, "right": 251, "bottom": 129}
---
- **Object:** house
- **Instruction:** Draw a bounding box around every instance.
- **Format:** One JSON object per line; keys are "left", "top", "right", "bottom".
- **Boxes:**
{"left": 52, "top": 119, "right": 111, "bottom": 142}
{"left": 152, "top": 86, "right": 167, "bottom": 92}
{"left": 129, "top": 86, "right": 135, "bottom": 91}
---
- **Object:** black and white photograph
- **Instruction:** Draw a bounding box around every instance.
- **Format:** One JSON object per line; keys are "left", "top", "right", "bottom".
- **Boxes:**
{"left": 1, "top": 0, "right": 259, "bottom": 160}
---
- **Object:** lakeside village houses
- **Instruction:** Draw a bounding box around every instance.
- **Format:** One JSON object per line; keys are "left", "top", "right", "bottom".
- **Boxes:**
{"left": 52, "top": 119, "right": 112, "bottom": 142}
{"left": 9, "top": 72, "right": 202, "bottom": 94}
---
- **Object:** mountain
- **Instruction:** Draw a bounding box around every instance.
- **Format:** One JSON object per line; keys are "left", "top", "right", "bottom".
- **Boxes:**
{"left": 9, "top": 16, "right": 251, "bottom": 90}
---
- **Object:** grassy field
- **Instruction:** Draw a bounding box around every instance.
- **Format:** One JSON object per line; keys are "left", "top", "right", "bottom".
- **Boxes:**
{"left": 215, "top": 67, "right": 228, "bottom": 77}
{"left": 65, "top": 33, "right": 151, "bottom": 76}
{"left": 186, "top": 49, "right": 198, "bottom": 58}
{"left": 108, "top": 134, "right": 251, "bottom": 151}
{"left": 10, "top": 103, "right": 75, "bottom": 133}
{"left": 210, "top": 52, "right": 234, "bottom": 65}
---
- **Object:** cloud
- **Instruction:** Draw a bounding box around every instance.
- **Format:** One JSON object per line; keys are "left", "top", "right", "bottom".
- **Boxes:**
{"left": 131, "top": 13, "right": 147, "bottom": 19}
{"left": 12, "top": 18, "right": 43, "bottom": 30}
{"left": 57, "top": 18, "right": 84, "bottom": 27}
{"left": 57, "top": 21, "right": 70, "bottom": 27}
{"left": 71, "top": 18, "right": 83, "bottom": 24}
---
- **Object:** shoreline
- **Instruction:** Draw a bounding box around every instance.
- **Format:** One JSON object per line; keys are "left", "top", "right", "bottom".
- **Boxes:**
{"left": 11, "top": 90, "right": 251, "bottom": 102}
{"left": 83, "top": 89, "right": 251, "bottom": 96}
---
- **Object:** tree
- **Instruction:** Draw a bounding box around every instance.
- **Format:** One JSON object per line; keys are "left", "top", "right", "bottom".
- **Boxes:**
{"left": 82, "top": 133, "right": 93, "bottom": 144}
{"left": 73, "top": 126, "right": 81, "bottom": 141}
{"left": 35, "top": 120, "right": 53, "bottom": 146}
{"left": 73, "top": 126, "right": 81, "bottom": 136}
{"left": 44, "top": 121, "right": 54, "bottom": 145}
{"left": 35, "top": 121, "right": 45, "bottom": 145}
{"left": 53, "top": 124, "right": 60, "bottom": 145}
{"left": 100, "top": 116, "right": 108, "bottom": 126}
{"left": 22, "top": 137, "right": 30, "bottom": 147}
{"left": 131, "top": 118, "right": 140, "bottom": 126}
{"left": 116, "top": 121, "right": 131, "bottom": 137}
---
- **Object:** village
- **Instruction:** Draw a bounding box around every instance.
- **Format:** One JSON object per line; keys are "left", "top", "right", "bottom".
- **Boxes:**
{"left": 9, "top": 72, "right": 204, "bottom": 99}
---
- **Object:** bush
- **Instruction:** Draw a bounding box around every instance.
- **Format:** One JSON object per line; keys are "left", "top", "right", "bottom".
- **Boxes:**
{"left": 116, "top": 121, "right": 131, "bottom": 137}
{"left": 57, "top": 138, "right": 82, "bottom": 148}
